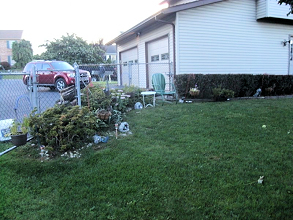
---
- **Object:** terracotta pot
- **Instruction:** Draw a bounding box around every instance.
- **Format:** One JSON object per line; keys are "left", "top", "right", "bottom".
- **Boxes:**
{"left": 97, "top": 110, "right": 112, "bottom": 120}
{"left": 11, "top": 133, "right": 28, "bottom": 146}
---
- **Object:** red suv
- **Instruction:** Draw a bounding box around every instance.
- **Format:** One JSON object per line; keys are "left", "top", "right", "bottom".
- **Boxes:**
{"left": 23, "top": 60, "right": 91, "bottom": 91}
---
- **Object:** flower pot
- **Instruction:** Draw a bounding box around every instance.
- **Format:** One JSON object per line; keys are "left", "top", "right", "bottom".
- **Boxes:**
{"left": 97, "top": 110, "right": 112, "bottom": 120}
{"left": 11, "top": 133, "right": 28, "bottom": 146}
{"left": 189, "top": 89, "right": 200, "bottom": 96}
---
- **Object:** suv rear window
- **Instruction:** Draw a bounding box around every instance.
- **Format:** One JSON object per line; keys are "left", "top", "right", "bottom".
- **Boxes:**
{"left": 51, "top": 62, "right": 74, "bottom": 70}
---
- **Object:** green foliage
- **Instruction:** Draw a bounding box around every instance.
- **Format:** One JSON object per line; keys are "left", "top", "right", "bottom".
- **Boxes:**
{"left": 7, "top": 117, "right": 30, "bottom": 136}
{"left": 176, "top": 74, "right": 293, "bottom": 98}
{"left": 12, "top": 40, "right": 33, "bottom": 68}
{"left": 81, "top": 86, "right": 112, "bottom": 111}
{"left": 38, "top": 33, "right": 105, "bottom": 64}
{"left": 212, "top": 87, "right": 234, "bottom": 101}
{"left": 1, "top": 99, "right": 293, "bottom": 219}
{"left": 112, "top": 93, "right": 129, "bottom": 112}
{"left": 28, "top": 105, "right": 99, "bottom": 154}
{"left": 113, "top": 86, "right": 144, "bottom": 109}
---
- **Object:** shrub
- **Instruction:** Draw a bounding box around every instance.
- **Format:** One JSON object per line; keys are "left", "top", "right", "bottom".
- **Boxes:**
{"left": 175, "top": 74, "right": 293, "bottom": 99}
{"left": 81, "top": 86, "right": 112, "bottom": 111}
{"left": 212, "top": 87, "right": 235, "bottom": 101}
{"left": 29, "top": 105, "right": 100, "bottom": 155}
{"left": 0, "top": 61, "right": 11, "bottom": 70}
{"left": 112, "top": 85, "right": 144, "bottom": 110}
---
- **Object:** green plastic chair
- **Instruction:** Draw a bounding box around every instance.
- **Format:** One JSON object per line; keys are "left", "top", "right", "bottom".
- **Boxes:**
{"left": 152, "top": 73, "right": 178, "bottom": 105}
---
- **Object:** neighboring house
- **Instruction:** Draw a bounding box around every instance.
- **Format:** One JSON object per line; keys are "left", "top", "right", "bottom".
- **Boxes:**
{"left": 107, "top": 0, "right": 293, "bottom": 88}
{"left": 104, "top": 45, "right": 117, "bottom": 63}
{"left": 0, "top": 30, "right": 23, "bottom": 66}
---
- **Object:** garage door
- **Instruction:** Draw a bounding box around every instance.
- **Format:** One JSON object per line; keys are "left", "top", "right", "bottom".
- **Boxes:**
{"left": 120, "top": 47, "right": 138, "bottom": 86}
{"left": 147, "top": 37, "right": 170, "bottom": 88}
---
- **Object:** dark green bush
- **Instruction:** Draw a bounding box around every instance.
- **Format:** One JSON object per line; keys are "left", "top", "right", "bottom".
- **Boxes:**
{"left": 0, "top": 61, "right": 11, "bottom": 70}
{"left": 81, "top": 86, "right": 112, "bottom": 111}
{"left": 175, "top": 74, "right": 293, "bottom": 99}
{"left": 212, "top": 87, "right": 234, "bottom": 101}
{"left": 29, "top": 105, "right": 99, "bottom": 155}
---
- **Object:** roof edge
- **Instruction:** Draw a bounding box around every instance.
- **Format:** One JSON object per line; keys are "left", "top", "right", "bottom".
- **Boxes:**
{"left": 162, "top": 0, "right": 225, "bottom": 14}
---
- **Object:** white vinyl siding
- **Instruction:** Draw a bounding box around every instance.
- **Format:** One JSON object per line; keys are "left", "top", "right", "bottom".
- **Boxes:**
{"left": 257, "top": 0, "right": 293, "bottom": 20}
{"left": 176, "top": 0, "right": 293, "bottom": 75}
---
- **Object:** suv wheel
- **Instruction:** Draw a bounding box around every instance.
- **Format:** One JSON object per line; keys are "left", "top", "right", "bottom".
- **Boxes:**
{"left": 55, "top": 78, "right": 67, "bottom": 91}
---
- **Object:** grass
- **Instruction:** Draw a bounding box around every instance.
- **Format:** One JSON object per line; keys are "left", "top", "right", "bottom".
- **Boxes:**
{"left": 92, "top": 81, "right": 118, "bottom": 87}
{"left": 1, "top": 98, "right": 293, "bottom": 219}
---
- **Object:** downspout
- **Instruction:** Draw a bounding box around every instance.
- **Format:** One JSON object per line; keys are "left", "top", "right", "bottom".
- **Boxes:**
{"left": 155, "top": 16, "right": 176, "bottom": 76}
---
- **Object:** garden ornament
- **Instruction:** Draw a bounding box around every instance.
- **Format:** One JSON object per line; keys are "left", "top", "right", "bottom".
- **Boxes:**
{"left": 253, "top": 88, "right": 262, "bottom": 97}
{"left": 258, "top": 176, "right": 264, "bottom": 184}
{"left": 119, "top": 122, "right": 129, "bottom": 132}
{"left": 115, "top": 123, "right": 118, "bottom": 139}
{"left": 93, "top": 135, "right": 109, "bottom": 143}
{"left": 134, "top": 102, "right": 143, "bottom": 109}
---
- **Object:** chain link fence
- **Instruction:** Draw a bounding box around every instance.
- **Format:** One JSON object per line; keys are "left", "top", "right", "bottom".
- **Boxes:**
{"left": 80, "top": 62, "right": 174, "bottom": 89}
{"left": 0, "top": 62, "right": 173, "bottom": 141}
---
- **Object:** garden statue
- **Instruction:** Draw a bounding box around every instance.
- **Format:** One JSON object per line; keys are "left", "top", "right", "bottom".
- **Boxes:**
{"left": 134, "top": 102, "right": 143, "bottom": 109}
{"left": 119, "top": 122, "right": 129, "bottom": 132}
{"left": 253, "top": 88, "right": 262, "bottom": 97}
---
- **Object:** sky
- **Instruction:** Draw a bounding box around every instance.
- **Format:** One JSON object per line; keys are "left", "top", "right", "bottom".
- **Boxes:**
{"left": 2, "top": 0, "right": 167, "bottom": 55}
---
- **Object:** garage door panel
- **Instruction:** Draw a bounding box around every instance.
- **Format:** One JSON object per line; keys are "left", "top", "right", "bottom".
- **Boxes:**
{"left": 120, "top": 47, "right": 138, "bottom": 86}
{"left": 147, "top": 37, "right": 170, "bottom": 88}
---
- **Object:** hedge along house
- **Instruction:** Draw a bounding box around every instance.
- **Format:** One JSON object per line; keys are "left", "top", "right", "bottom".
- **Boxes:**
{"left": 107, "top": 0, "right": 293, "bottom": 89}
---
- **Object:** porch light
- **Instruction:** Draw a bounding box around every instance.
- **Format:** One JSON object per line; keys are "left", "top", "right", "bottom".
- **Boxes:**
{"left": 282, "top": 39, "right": 293, "bottom": 46}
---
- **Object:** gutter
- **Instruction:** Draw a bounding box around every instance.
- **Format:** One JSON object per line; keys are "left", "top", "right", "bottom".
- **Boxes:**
{"left": 155, "top": 16, "right": 176, "bottom": 76}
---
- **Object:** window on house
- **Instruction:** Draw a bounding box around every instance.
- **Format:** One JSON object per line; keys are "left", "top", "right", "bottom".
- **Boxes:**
{"left": 123, "top": 62, "right": 127, "bottom": 66}
{"left": 7, "top": 41, "right": 15, "bottom": 49}
{"left": 8, "top": 56, "right": 12, "bottom": 65}
{"left": 128, "top": 60, "right": 133, "bottom": 65}
{"left": 161, "top": 53, "right": 169, "bottom": 60}
{"left": 151, "top": 55, "right": 159, "bottom": 62}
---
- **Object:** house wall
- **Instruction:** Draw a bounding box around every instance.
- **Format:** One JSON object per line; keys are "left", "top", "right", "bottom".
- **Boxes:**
{"left": 0, "top": 40, "right": 12, "bottom": 63}
{"left": 257, "top": 0, "right": 293, "bottom": 20}
{"left": 116, "top": 24, "right": 173, "bottom": 87}
{"left": 176, "top": 0, "right": 293, "bottom": 75}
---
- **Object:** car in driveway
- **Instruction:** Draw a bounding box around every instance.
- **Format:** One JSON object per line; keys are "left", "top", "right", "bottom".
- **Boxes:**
{"left": 22, "top": 60, "right": 91, "bottom": 91}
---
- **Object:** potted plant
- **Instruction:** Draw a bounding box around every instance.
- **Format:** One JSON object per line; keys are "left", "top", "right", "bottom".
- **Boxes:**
{"left": 8, "top": 117, "right": 30, "bottom": 146}
{"left": 189, "top": 84, "right": 200, "bottom": 96}
{"left": 96, "top": 109, "right": 112, "bottom": 120}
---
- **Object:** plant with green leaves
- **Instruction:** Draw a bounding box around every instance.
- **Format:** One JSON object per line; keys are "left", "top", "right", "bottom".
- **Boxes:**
{"left": 7, "top": 117, "right": 30, "bottom": 136}
{"left": 38, "top": 33, "right": 105, "bottom": 64}
{"left": 212, "top": 87, "right": 234, "bottom": 101}
{"left": 12, "top": 40, "right": 33, "bottom": 68}
{"left": 81, "top": 86, "right": 113, "bottom": 111}
{"left": 28, "top": 105, "right": 99, "bottom": 155}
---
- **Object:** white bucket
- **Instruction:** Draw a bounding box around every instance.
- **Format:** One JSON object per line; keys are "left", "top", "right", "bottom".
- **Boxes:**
{"left": 0, "top": 119, "right": 13, "bottom": 141}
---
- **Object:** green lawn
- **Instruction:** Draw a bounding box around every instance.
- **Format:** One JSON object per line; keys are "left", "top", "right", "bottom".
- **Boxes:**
{"left": 1, "top": 98, "right": 293, "bottom": 219}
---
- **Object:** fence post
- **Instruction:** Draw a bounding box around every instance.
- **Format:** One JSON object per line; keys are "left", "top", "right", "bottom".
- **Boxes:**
{"left": 74, "top": 63, "right": 82, "bottom": 107}
{"left": 32, "top": 65, "right": 39, "bottom": 113}
{"left": 128, "top": 63, "right": 132, "bottom": 86}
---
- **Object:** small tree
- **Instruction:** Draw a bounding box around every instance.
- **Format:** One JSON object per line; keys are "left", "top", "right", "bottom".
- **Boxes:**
{"left": 39, "top": 33, "right": 105, "bottom": 65}
{"left": 12, "top": 40, "right": 33, "bottom": 68}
